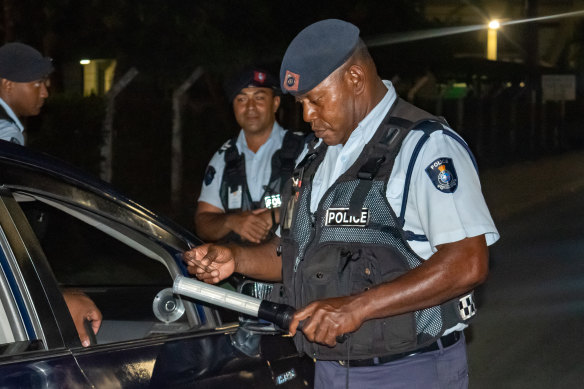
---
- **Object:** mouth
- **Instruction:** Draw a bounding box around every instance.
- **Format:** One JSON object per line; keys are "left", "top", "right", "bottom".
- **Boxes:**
{"left": 311, "top": 126, "right": 328, "bottom": 138}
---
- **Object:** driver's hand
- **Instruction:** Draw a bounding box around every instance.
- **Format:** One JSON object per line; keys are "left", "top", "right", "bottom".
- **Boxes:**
{"left": 62, "top": 289, "right": 102, "bottom": 347}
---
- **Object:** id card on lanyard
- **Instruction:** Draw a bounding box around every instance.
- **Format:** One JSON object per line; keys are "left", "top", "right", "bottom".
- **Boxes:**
{"left": 228, "top": 185, "right": 242, "bottom": 210}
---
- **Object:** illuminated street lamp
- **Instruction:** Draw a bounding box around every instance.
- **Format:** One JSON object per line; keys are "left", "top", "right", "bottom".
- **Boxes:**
{"left": 487, "top": 20, "right": 500, "bottom": 61}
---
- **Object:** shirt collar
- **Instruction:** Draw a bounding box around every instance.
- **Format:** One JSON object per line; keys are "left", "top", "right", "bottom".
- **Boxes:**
{"left": 0, "top": 97, "right": 24, "bottom": 132}
{"left": 236, "top": 121, "right": 282, "bottom": 153}
{"left": 345, "top": 80, "right": 397, "bottom": 147}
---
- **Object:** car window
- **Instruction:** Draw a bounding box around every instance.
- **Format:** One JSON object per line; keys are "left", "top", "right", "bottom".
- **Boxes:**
{"left": 17, "top": 199, "right": 197, "bottom": 345}
{"left": 21, "top": 202, "right": 170, "bottom": 287}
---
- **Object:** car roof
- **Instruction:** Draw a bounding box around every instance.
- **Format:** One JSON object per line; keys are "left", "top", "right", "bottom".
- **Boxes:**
{"left": 0, "top": 140, "right": 199, "bottom": 247}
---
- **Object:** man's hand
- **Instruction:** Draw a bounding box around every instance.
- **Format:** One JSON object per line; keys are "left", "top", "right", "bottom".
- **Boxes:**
{"left": 62, "top": 289, "right": 102, "bottom": 347}
{"left": 195, "top": 202, "right": 273, "bottom": 243}
{"left": 183, "top": 243, "right": 236, "bottom": 284}
{"left": 227, "top": 208, "right": 272, "bottom": 243}
{"left": 289, "top": 295, "right": 363, "bottom": 347}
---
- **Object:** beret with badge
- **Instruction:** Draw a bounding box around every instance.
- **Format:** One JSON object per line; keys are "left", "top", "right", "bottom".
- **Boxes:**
{"left": 280, "top": 19, "right": 360, "bottom": 96}
{"left": 224, "top": 67, "right": 280, "bottom": 103}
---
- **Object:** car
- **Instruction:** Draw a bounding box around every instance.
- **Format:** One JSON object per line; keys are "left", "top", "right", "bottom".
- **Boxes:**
{"left": 0, "top": 140, "right": 314, "bottom": 388}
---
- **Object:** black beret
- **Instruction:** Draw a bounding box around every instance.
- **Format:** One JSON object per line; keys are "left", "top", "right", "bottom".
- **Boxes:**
{"left": 280, "top": 19, "right": 360, "bottom": 96}
{"left": 224, "top": 67, "right": 280, "bottom": 103}
{"left": 0, "top": 42, "right": 53, "bottom": 82}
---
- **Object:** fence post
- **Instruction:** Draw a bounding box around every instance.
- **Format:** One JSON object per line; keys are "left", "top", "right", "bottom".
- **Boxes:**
{"left": 171, "top": 67, "right": 204, "bottom": 211}
{"left": 100, "top": 67, "right": 139, "bottom": 182}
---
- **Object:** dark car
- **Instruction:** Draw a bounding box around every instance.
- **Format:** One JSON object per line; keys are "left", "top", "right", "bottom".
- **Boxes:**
{"left": 0, "top": 141, "right": 314, "bottom": 388}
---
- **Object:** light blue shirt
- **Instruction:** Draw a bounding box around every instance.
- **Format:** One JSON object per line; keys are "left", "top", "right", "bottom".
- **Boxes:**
{"left": 198, "top": 122, "right": 288, "bottom": 211}
{"left": 0, "top": 97, "right": 25, "bottom": 145}
{"left": 292, "top": 81, "right": 499, "bottom": 334}
{"left": 302, "top": 81, "right": 499, "bottom": 259}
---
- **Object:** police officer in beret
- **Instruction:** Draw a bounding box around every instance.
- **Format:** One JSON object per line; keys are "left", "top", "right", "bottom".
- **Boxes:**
{"left": 0, "top": 42, "right": 53, "bottom": 145}
{"left": 185, "top": 19, "right": 499, "bottom": 388}
{"left": 0, "top": 42, "right": 102, "bottom": 348}
{"left": 195, "top": 67, "right": 304, "bottom": 244}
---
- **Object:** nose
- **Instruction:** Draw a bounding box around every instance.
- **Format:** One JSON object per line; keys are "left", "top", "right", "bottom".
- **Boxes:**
{"left": 245, "top": 98, "right": 256, "bottom": 111}
{"left": 40, "top": 83, "right": 49, "bottom": 98}
{"left": 302, "top": 102, "right": 316, "bottom": 123}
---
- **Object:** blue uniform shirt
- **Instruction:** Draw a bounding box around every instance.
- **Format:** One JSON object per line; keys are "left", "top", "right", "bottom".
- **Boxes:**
{"left": 198, "top": 122, "right": 289, "bottom": 211}
{"left": 0, "top": 97, "right": 25, "bottom": 145}
{"left": 306, "top": 81, "right": 499, "bottom": 259}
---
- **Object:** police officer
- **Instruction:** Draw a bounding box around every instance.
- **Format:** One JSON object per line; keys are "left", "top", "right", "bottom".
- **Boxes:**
{"left": 0, "top": 42, "right": 52, "bottom": 145}
{"left": 0, "top": 42, "right": 102, "bottom": 347}
{"left": 195, "top": 67, "right": 304, "bottom": 244}
{"left": 185, "top": 20, "right": 499, "bottom": 388}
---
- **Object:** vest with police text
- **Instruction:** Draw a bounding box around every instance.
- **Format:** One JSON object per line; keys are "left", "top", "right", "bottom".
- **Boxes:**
{"left": 279, "top": 98, "right": 477, "bottom": 360}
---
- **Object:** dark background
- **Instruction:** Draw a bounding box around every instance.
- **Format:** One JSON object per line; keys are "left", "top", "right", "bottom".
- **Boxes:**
{"left": 3, "top": 0, "right": 584, "bottom": 229}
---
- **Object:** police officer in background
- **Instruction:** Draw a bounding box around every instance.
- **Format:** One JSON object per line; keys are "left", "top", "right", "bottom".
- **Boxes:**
{"left": 0, "top": 42, "right": 52, "bottom": 145}
{"left": 195, "top": 67, "right": 304, "bottom": 244}
{"left": 0, "top": 42, "right": 102, "bottom": 348}
{"left": 185, "top": 19, "right": 499, "bottom": 388}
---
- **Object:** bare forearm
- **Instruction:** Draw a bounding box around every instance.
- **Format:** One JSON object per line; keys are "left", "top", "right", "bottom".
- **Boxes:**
{"left": 195, "top": 212, "right": 233, "bottom": 242}
{"left": 230, "top": 237, "right": 282, "bottom": 281}
{"left": 353, "top": 235, "right": 489, "bottom": 322}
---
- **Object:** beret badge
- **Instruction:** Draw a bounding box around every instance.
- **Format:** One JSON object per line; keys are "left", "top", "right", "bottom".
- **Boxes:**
{"left": 283, "top": 70, "right": 300, "bottom": 92}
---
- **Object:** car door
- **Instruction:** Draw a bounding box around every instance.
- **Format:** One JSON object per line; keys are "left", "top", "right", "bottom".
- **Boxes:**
{"left": 0, "top": 187, "right": 91, "bottom": 388}
{"left": 8, "top": 190, "right": 311, "bottom": 388}
{"left": 0, "top": 142, "right": 313, "bottom": 388}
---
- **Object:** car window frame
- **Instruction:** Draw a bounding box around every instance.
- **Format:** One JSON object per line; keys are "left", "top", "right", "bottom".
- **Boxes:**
{"left": 0, "top": 187, "right": 71, "bottom": 354}
{"left": 12, "top": 189, "right": 224, "bottom": 334}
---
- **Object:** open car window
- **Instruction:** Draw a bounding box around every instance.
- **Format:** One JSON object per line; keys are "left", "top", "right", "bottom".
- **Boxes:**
{"left": 14, "top": 192, "right": 218, "bottom": 345}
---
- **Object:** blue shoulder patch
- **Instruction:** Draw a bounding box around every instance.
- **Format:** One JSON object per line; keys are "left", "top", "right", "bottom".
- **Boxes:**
{"left": 204, "top": 165, "right": 216, "bottom": 186}
{"left": 425, "top": 157, "right": 458, "bottom": 193}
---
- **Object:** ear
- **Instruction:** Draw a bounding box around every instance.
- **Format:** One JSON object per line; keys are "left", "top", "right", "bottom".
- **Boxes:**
{"left": 346, "top": 64, "right": 366, "bottom": 96}
{"left": 0, "top": 78, "right": 12, "bottom": 92}
{"left": 272, "top": 95, "right": 281, "bottom": 112}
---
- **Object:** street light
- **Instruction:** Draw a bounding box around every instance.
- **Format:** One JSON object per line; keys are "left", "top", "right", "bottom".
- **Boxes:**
{"left": 487, "top": 20, "right": 500, "bottom": 61}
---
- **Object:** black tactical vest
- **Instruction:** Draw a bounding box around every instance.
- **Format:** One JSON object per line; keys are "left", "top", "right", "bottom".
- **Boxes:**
{"left": 219, "top": 130, "right": 305, "bottom": 212}
{"left": 279, "top": 98, "right": 477, "bottom": 360}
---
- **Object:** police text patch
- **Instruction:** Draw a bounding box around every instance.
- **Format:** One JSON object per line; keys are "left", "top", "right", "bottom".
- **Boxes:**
{"left": 204, "top": 165, "right": 216, "bottom": 186}
{"left": 325, "top": 208, "right": 369, "bottom": 227}
{"left": 425, "top": 158, "right": 458, "bottom": 193}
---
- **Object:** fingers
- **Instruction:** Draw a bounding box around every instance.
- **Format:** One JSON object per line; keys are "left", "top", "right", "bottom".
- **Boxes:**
{"left": 292, "top": 299, "right": 358, "bottom": 347}
{"left": 232, "top": 212, "right": 272, "bottom": 243}
{"left": 76, "top": 323, "right": 91, "bottom": 348}
{"left": 62, "top": 289, "right": 102, "bottom": 347}
{"left": 183, "top": 244, "right": 235, "bottom": 283}
{"left": 289, "top": 305, "right": 314, "bottom": 336}
{"left": 87, "top": 307, "right": 103, "bottom": 335}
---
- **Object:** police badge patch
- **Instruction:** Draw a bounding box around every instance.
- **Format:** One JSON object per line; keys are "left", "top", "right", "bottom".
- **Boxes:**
{"left": 204, "top": 166, "right": 216, "bottom": 186}
{"left": 425, "top": 158, "right": 458, "bottom": 193}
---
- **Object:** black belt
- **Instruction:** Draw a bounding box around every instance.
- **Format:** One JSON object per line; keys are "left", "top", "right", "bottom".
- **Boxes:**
{"left": 338, "top": 331, "right": 461, "bottom": 367}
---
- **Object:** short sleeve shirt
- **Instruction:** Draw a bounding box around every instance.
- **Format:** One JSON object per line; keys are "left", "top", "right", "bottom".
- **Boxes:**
{"left": 0, "top": 98, "right": 25, "bottom": 146}
{"left": 308, "top": 81, "right": 499, "bottom": 259}
{"left": 198, "top": 122, "right": 288, "bottom": 211}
